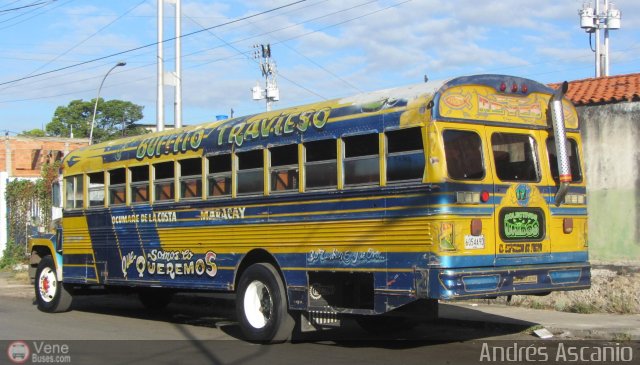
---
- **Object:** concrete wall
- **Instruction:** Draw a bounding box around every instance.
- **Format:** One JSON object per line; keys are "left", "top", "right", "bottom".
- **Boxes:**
{"left": 578, "top": 101, "right": 640, "bottom": 261}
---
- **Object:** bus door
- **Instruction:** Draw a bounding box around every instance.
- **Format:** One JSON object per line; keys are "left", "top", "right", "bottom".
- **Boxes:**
{"left": 486, "top": 128, "right": 551, "bottom": 265}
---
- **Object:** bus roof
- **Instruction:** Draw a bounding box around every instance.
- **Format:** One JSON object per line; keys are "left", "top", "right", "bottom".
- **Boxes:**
{"left": 61, "top": 74, "right": 577, "bottom": 175}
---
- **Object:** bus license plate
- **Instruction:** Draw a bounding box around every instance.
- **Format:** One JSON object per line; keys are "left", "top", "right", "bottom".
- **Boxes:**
{"left": 464, "top": 235, "right": 485, "bottom": 249}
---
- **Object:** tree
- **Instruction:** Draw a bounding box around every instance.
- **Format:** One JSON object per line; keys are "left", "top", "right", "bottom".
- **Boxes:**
{"left": 20, "top": 129, "right": 46, "bottom": 137}
{"left": 45, "top": 98, "right": 147, "bottom": 143}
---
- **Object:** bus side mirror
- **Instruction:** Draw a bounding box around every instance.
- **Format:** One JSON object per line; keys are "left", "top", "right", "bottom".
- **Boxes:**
{"left": 52, "top": 182, "right": 62, "bottom": 208}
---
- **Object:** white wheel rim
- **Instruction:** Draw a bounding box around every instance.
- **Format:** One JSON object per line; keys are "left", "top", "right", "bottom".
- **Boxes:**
{"left": 38, "top": 267, "right": 57, "bottom": 303}
{"left": 243, "top": 280, "right": 273, "bottom": 329}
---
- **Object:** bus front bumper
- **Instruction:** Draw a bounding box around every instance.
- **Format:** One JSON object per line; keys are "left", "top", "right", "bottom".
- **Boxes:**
{"left": 422, "top": 262, "right": 591, "bottom": 300}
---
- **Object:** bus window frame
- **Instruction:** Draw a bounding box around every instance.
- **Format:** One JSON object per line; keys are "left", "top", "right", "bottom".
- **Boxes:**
{"left": 153, "top": 161, "right": 176, "bottom": 203}
{"left": 384, "top": 127, "right": 426, "bottom": 184}
{"left": 546, "top": 137, "right": 583, "bottom": 183}
{"left": 491, "top": 132, "right": 541, "bottom": 183}
{"left": 236, "top": 149, "right": 265, "bottom": 197}
{"left": 207, "top": 153, "right": 233, "bottom": 199}
{"left": 87, "top": 170, "right": 106, "bottom": 208}
{"left": 303, "top": 138, "right": 338, "bottom": 192}
{"left": 64, "top": 174, "right": 84, "bottom": 210}
{"left": 107, "top": 168, "right": 127, "bottom": 206}
{"left": 129, "top": 164, "right": 150, "bottom": 205}
{"left": 342, "top": 132, "right": 381, "bottom": 188}
{"left": 178, "top": 157, "right": 203, "bottom": 201}
{"left": 442, "top": 129, "right": 486, "bottom": 181}
{"left": 269, "top": 144, "right": 299, "bottom": 194}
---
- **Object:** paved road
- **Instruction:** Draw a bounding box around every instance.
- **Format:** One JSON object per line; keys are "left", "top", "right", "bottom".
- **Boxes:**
{"left": 2, "top": 292, "right": 637, "bottom": 365}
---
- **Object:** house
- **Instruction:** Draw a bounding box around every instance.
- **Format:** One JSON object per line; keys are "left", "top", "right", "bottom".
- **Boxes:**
{"left": 551, "top": 73, "right": 640, "bottom": 261}
{"left": 0, "top": 135, "right": 89, "bottom": 254}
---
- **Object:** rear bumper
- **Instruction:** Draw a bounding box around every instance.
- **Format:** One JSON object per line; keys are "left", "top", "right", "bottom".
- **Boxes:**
{"left": 428, "top": 262, "right": 591, "bottom": 300}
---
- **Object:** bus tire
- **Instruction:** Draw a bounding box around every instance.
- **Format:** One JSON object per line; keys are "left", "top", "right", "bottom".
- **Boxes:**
{"left": 236, "top": 263, "right": 294, "bottom": 343}
{"left": 35, "top": 256, "right": 73, "bottom": 313}
{"left": 138, "top": 289, "right": 174, "bottom": 310}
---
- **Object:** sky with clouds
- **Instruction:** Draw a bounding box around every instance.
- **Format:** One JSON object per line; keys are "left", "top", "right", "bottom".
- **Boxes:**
{"left": 0, "top": 0, "right": 639, "bottom": 134}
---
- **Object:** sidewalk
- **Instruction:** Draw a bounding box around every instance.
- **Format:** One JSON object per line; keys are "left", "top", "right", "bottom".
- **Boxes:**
{"left": 2, "top": 270, "right": 638, "bottom": 341}
{"left": 441, "top": 302, "right": 640, "bottom": 340}
{"left": 0, "top": 271, "right": 33, "bottom": 299}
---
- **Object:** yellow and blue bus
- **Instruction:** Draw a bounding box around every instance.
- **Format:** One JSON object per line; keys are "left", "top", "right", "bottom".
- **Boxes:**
{"left": 29, "top": 74, "right": 590, "bottom": 342}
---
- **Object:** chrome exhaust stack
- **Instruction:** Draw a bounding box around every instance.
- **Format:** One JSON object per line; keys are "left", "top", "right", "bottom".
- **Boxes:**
{"left": 550, "top": 81, "right": 571, "bottom": 206}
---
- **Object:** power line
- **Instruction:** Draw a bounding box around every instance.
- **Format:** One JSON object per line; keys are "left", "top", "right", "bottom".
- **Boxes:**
{"left": 182, "top": 11, "right": 327, "bottom": 100}
{"left": 0, "top": 0, "right": 383, "bottom": 94}
{"left": 0, "top": 0, "right": 421, "bottom": 104}
{"left": 0, "top": 0, "right": 147, "bottom": 93}
{"left": 0, "top": 0, "right": 64, "bottom": 26}
{"left": 0, "top": 0, "right": 308, "bottom": 87}
{"left": 0, "top": 1, "right": 25, "bottom": 11}
{"left": 0, "top": 1, "right": 56, "bottom": 13}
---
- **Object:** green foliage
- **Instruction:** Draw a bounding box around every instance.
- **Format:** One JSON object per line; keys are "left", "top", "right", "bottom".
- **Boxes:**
{"left": 4, "top": 163, "right": 60, "bottom": 254}
{"left": 45, "top": 98, "right": 147, "bottom": 143}
{"left": 20, "top": 129, "right": 46, "bottom": 137}
{"left": 5, "top": 179, "right": 36, "bottom": 247}
{"left": 38, "top": 161, "right": 60, "bottom": 230}
{"left": 0, "top": 241, "right": 26, "bottom": 270}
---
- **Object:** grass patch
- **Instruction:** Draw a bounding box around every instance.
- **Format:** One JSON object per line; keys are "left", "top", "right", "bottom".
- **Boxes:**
{"left": 566, "top": 302, "right": 599, "bottom": 314}
{"left": 0, "top": 242, "right": 27, "bottom": 271}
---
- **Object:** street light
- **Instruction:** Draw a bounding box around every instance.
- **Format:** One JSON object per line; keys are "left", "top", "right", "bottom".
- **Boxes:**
{"left": 89, "top": 61, "right": 126, "bottom": 145}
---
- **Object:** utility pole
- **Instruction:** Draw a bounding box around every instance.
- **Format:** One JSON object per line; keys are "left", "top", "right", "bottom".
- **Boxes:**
{"left": 157, "top": 0, "right": 183, "bottom": 131}
{"left": 579, "top": 1, "right": 621, "bottom": 77}
{"left": 251, "top": 44, "right": 279, "bottom": 112}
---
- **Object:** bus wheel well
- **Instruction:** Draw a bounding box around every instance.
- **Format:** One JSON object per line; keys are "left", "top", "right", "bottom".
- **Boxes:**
{"left": 29, "top": 246, "right": 53, "bottom": 282}
{"left": 234, "top": 249, "right": 282, "bottom": 291}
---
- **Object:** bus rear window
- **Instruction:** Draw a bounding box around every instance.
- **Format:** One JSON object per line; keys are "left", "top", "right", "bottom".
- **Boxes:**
{"left": 547, "top": 138, "right": 582, "bottom": 182}
{"left": 443, "top": 130, "right": 484, "bottom": 180}
{"left": 491, "top": 133, "right": 539, "bottom": 182}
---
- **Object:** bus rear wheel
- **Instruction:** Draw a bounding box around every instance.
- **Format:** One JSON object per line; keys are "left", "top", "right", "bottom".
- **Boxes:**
{"left": 236, "top": 263, "right": 294, "bottom": 343}
{"left": 35, "top": 256, "right": 73, "bottom": 313}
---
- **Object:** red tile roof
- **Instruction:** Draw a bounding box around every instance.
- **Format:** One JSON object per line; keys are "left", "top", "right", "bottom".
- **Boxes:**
{"left": 548, "top": 73, "right": 640, "bottom": 106}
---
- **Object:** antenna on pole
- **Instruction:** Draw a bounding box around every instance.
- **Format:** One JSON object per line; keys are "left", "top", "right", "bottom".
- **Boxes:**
{"left": 252, "top": 44, "right": 279, "bottom": 111}
{"left": 579, "top": 1, "right": 621, "bottom": 77}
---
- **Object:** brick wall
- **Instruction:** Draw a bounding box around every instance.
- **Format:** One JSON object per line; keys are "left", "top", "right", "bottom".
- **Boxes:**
{"left": 1, "top": 136, "right": 89, "bottom": 177}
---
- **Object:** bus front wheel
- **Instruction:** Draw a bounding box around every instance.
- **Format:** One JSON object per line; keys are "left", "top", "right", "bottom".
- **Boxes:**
{"left": 236, "top": 263, "right": 294, "bottom": 343}
{"left": 35, "top": 256, "right": 73, "bottom": 313}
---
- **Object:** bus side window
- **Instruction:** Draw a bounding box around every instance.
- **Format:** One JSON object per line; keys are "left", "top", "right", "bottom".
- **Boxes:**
{"left": 343, "top": 134, "right": 379, "bottom": 186}
{"left": 305, "top": 139, "right": 337, "bottom": 190}
{"left": 443, "top": 130, "right": 485, "bottom": 180}
{"left": 270, "top": 144, "right": 298, "bottom": 192}
{"left": 386, "top": 127, "right": 425, "bottom": 182}
{"left": 108, "top": 168, "right": 126, "bottom": 206}
{"left": 237, "top": 150, "right": 264, "bottom": 195}
{"left": 546, "top": 138, "right": 582, "bottom": 182}
{"left": 65, "top": 175, "right": 84, "bottom": 209}
{"left": 491, "top": 133, "right": 539, "bottom": 182}
{"left": 154, "top": 162, "right": 175, "bottom": 201}
{"left": 179, "top": 158, "right": 202, "bottom": 199}
{"left": 130, "top": 166, "right": 149, "bottom": 203}
{"left": 208, "top": 154, "right": 232, "bottom": 197}
{"left": 88, "top": 172, "right": 105, "bottom": 207}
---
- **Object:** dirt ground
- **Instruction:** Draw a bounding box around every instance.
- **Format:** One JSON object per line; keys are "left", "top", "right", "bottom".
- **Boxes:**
{"left": 477, "top": 264, "right": 640, "bottom": 314}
